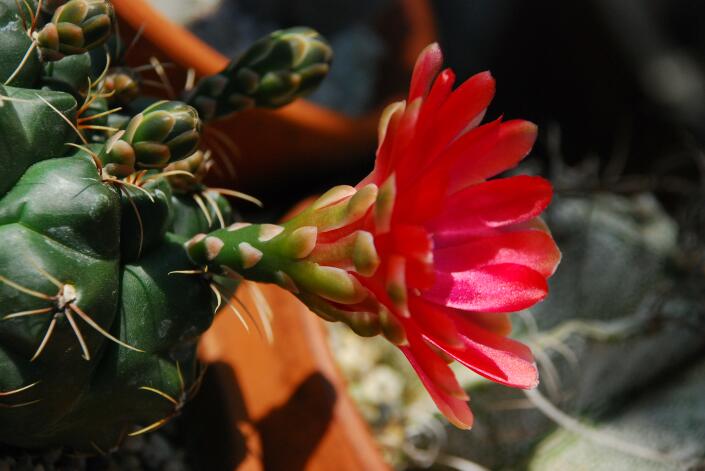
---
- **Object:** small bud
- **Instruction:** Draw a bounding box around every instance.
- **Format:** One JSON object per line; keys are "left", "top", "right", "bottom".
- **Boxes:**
{"left": 165, "top": 150, "right": 211, "bottom": 193}
{"left": 204, "top": 237, "right": 225, "bottom": 261}
{"left": 299, "top": 293, "right": 381, "bottom": 337}
{"left": 184, "top": 233, "right": 208, "bottom": 265}
{"left": 122, "top": 101, "right": 202, "bottom": 169}
{"left": 185, "top": 27, "right": 332, "bottom": 121}
{"left": 307, "top": 231, "right": 380, "bottom": 277}
{"left": 312, "top": 185, "right": 356, "bottom": 210}
{"left": 258, "top": 224, "right": 285, "bottom": 243}
{"left": 238, "top": 242, "right": 263, "bottom": 269}
{"left": 36, "top": 0, "right": 113, "bottom": 62}
{"left": 282, "top": 226, "right": 317, "bottom": 259}
{"left": 99, "top": 131, "right": 136, "bottom": 177}
{"left": 288, "top": 263, "right": 366, "bottom": 305}
{"left": 374, "top": 176, "right": 396, "bottom": 234}
{"left": 352, "top": 232, "right": 380, "bottom": 276}
{"left": 103, "top": 68, "right": 140, "bottom": 105}
{"left": 290, "top": 184, "right": 377, "bottom": 232}
{"left": 386, "top": 255, "right": 409, "bottom": 316}
{"left": 379, "top": 307, "right": 407, "bottom": 345}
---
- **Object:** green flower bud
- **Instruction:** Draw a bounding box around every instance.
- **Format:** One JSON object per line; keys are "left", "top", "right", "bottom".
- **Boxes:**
{"left": 102, "top": 67, "right": 140, "bottom": 105}
{"left": 99, "top": 132, "right": 136, "bottom": 178}
{"left": 122, "top": 100, "right": 202, "bottom": 169}
{"left": 36, "top": 0, "right": 113, "bottom": 62}
{"left": 185, "top": 27, "right": 333, "bottom": 121}
{"left": 165, "top": 150, "right": 210, "bottom": 193}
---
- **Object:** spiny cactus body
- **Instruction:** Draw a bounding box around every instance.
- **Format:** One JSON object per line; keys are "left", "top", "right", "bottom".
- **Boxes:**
{"left": 0, "top": 0, "right": 331, "bottom": 452}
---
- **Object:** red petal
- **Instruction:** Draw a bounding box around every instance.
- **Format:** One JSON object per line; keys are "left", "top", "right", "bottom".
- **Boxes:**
{"left": 463, "top": 311, "right": 513, "bottom": 336}
{"left": 412, "top": 295, "right": 513, "bottom": 336}
{"left": 367, "top": 102, "right": 406, "bottom": 185}
{"left": 434, "top": 229, "right": 561, "bottom": 278}
{"left": 385, "top": 100, "right": 422, "bottom": 177}
{"left": 426, "top": 71, "right": 496, "bottom": 155}
{"left": 445, "top": 120, "right": 538, "bottom": 193}
{"left": 430, "top": 176, "right": 553, "bottom": 247}
{"left": 407, "top": 328, "right": 469, "bottom": 399}
{"left": 396, "top": 119, "right": 504, "bottom": 225}
{"left": 426, "top": 317, "right": 538, "bottom": 389}
{"left": 407, "top": 299, "right": 537, "bottom": 388}
{"left": 400, "top": 342, "right": 474, "bottom": 429}
{"left": 408, "top": 43, "right": 443, "bottom": 102}
{"left": 400, "top": 73, "right": 496, "bottom": 195}
{"left": 419, "top": 68, "right": 456, "bottom": 128}
{"left": 408, "top": 296, "right": 464, "bottom": 347}
{"left": 423, "top": 264, "right": 548, "bottom": 312}
{"left": 397, "top": 69, "right": 456, "bottom": 185}
{"left": 388, "top": 225, "right": 435, "bottom": 288}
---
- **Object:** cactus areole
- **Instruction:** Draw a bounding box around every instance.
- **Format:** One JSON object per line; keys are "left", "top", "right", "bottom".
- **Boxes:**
{"left": 0, "top": 0, "right": 332, "bottom": 452}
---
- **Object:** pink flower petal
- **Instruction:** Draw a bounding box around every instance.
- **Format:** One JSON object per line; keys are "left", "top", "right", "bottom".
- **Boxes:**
{"left": 423, "top": 264, "right": 548, "bottom": 312}
{"left": 430, "top": 175, "right": 553, "bottom": 247}
{"left": 397, "top": 69, "right": 456, "bottom": 184}
{"left": 401, "top": 341, "right": 474, "bottom": 429}
{"left": 426, "top": 71, "right": 496, "bottom": 154}
{"left": 408, "top": 296, "right": 464, "bottom": 347}
{"left": 463, "top": 311, "right": 513, "bottom": 337}
{"left": 408, "top": 43, "right": 444, "bottom": 102}
{"left": 407, "top": 298, "right": 535, "bottom": 387}
{"left": 366, "top": 102, "right": 407, "bottom": 185}
{"left": 434, "top": 229, "right": 561, "bottom": 277}
{"left": 444, "top": 119, "right": 538, "bottom": 193}
{"left": 425, "top": 316, "right": 538, "bottom": 389}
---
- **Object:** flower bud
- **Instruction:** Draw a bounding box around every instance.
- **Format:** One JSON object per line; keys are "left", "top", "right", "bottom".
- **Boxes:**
{"left": 122, "top": 101, "right": 201, "bottom": 169}
{"left": 185, "top": 27, "right": 332, "bottom": 121}
{"left": 36, "top": 0, "right": 113, "bottom": 62}
{"left": 100, "top": 132, "right": 136, "bottom": 178}
{"left": 164, "top": 150, "right": 211, "bottom": 193}
{"left": 102, "top": 68, "right": 140, "bottom": 105}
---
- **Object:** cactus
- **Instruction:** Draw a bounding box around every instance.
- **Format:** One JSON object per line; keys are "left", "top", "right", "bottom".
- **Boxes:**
{"left": 0, "top": 0, "right": 330, "bottom": 453}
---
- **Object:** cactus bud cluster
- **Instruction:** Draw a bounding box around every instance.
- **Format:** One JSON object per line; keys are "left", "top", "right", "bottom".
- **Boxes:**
{"left": 102, "top": 67, "right": 140, "bottom": 105}
{"left": 36, "top": 0, "right": 113, "bottom": 62}
{"left": 184, "top": 27, "right": 333, "bottom": 121}
{"left": 100, "top": 100, "right": 201, "bottom": 176}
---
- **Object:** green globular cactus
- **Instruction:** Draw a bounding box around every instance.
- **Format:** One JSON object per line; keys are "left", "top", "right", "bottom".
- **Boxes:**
{"left": 0, "top": 0, "right": 330, "bottom": 454}
{"left": 184, "top": 27, "right": 333, "bottom": 121}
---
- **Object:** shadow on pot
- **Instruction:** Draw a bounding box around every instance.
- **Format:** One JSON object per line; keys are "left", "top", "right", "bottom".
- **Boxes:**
{"left": 183, "top": 362, "right": 337, "bottom": 471}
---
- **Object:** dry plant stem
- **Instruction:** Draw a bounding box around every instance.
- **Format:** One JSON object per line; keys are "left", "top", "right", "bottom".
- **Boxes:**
{"left": 524, "top": 388, "right": 687, "bottom": 465}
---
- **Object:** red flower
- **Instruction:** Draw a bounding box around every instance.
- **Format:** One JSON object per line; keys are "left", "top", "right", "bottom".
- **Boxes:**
{"left": 185, "top": 43, "right": 560, "bottom": 429}
{"left": 349, "top": 43, "right": 560, "bottom": 428}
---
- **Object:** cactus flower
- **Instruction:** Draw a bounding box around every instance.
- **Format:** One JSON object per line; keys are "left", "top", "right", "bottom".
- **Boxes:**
{"left": 185, "top": 43, "right": 560, "bottom": 428}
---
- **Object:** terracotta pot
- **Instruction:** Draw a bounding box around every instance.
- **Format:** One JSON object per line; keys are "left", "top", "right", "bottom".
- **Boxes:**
{"left": 109, "top": 1, "right": 437, "bottom": 469}
{"left": 187, "top": 285, "right": 388, "bottom": 471}
{"left": 111, "top": 0, "right": 436, "bottom": 197}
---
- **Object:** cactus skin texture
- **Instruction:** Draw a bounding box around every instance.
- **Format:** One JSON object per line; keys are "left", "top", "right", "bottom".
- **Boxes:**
{"left": 0, "top": 0, "right": 329, "bottom": 452}
{"left": 184, "top": 27, "right": 333, "bottom": 121}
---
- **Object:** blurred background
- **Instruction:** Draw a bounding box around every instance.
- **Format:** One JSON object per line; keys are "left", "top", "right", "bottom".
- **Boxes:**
{"left": 145, "top": 1, "right": 705, "bottom": 469}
